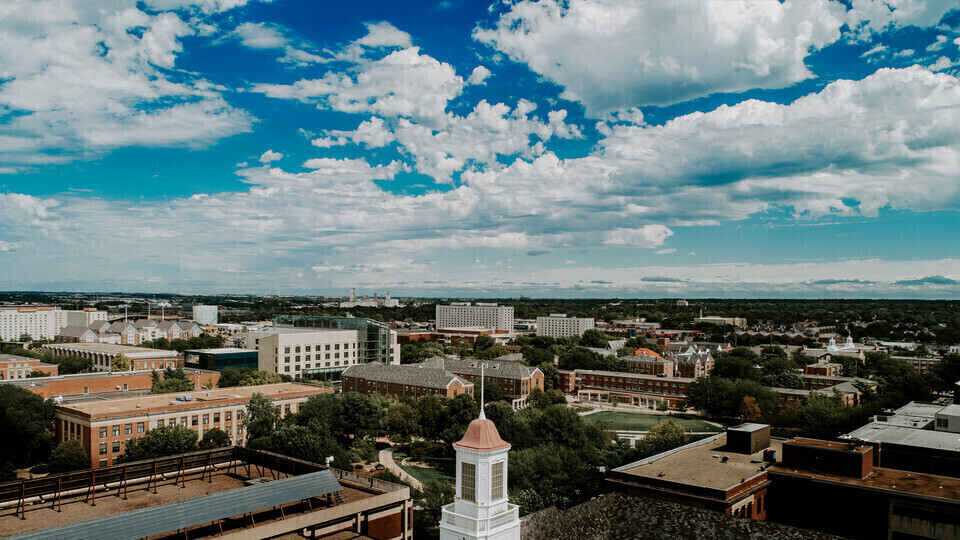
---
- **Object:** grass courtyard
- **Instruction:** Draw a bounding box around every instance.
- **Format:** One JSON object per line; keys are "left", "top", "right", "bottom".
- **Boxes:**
{"left": 584, "top": 411, "right": 722, "bottom": 433}
{"left": 396, "top": 462, "right": 454, "bottom": 484}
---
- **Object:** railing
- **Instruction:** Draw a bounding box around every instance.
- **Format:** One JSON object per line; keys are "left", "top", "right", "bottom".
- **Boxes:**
{"left": 440, "top": 504, "right": 520, "bottom": 533}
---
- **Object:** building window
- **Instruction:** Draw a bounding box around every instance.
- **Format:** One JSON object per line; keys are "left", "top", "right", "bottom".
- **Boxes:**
{"left": 325, "top": 344, "right": 330, "bottom": 351}
{"left": 491, "top": 461, "right": 504, "bottom": 500}
{"left": 99, "top": 459, "right": 107, "bottom": 467}
{"left": 157, "top": 419, "right": 164, "bottom": 428}
{"left": 137, "top": 422, "right": 144, "bottom": 433}
{"left": 295, "top": 346, "right": 300, "bottom": 353}
{"left": 191, "top": 416, "right": 198, "bottom": 426}
{"left": 214, "top": 413, "right": 220, "bottom": 423}
{"left": 99, "top": 443, "right": 107, "bottom": 455}
{"left": 305, "top": 345, "right": 311, "bottom": 352}
{"left": 284, "top": 347, "right": 290, "bottom": 353}
{"left": 112, "top": 441, "right": 120, "bottom": 453}
{"left": 180, "top": 417, "right": 187, "bottom": 426}
{"left": 100, "top": 427, "right": 107, "bottom": 438}
{"left": 225, "top": 411, "right": 231, "bottom": 421}
{"left": 113, "top": 425, "right": 120, "bottom": 437}
{"left": 203, "top": 414, "right": 209, "bottom": 425}
{"left": 125, "top": 424, "right": 132, "bottom": 435}
{"left": 461, "top": 462, "right": 476, "bottom": 502}
{"left": 284, "top": 404, "right": 291, "bottom": 414}
{"left": 83, "top": 387, "right": 89, "bottom": 394}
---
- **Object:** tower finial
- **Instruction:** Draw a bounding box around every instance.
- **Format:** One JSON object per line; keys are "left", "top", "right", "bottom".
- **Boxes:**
{"left": 479, "top": 362, "right": 486, "bottom": 420}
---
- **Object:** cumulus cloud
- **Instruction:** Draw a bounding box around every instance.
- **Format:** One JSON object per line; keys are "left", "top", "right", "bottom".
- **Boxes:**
{"left": 259, "top": 150, "right": 283, "bottom": 163}
{"left": 229, "top": 21, "right": 325, "bottom": 65}
{"left": 846, "top": 0, "right": 958, "bottom": 38}
{"left": 602, "top": 225, "right": 673, "bottom": 247}
{"left": 467, "top": 65, "right": 492, "bottom": 85}
{"left": 474, "top": 0, "right": 846, "bottom": 115}
{"left": 0, "top": 1, "right": 253, "bottom": 171}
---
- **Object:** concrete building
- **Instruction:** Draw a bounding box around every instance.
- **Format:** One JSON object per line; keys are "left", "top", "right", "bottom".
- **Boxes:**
{"left": 421, "top": 356, "right": 544, "bottom": 408}
{"left": 0, "top": 353, "right": 58, "bottom": 379}
{"left": 536, "top": 314, "right": 595, "bottom": 338}
{"left": 4, "top": 368, "right": 219, "bottom": 399}
{"left": 694, "top": 316, "right": 747, "bottom": 328}
{"left": 191, "top": 305, "right": 219, "bottom": 325}
{"left": 53, "top": 382, "right": 331, "bottom": 468}
{"left": 43, "top": 342, "right": 181, "bottom": 372}
{"left": 273, "top": 315, "right": 400, "bottom": 366}
{"left": 340, "top": 289, "right": 401, "bottom": 308}
{"left": 440, "top": 407, "right": 521, "bottom": 540}
{"left": 436, "top": 303, "right": 514, "bottom": 332}
{"left": 246, "top": 328, "right": 360, "bottom": 376}
{"left": 0, "top": 306, "right": 106, "bottom": 341}
{"left": 342, "top": 363, "right": 474, "bottom": 399}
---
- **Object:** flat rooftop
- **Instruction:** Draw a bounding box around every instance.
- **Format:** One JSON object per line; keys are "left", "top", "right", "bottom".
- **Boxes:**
{"left": 247, "top": 327, "right": 352, "bottom": 335}
{"left": 43, "top": 343, "right": 178, "bottom": 357}
{"left": 894, "top": 402, "right": 946, "bottom": 418}
{"left": 0, "top": 354, "right": 49, "bottom": 364}
{"left": 57, "top": 382, "right": 328, "bottom": 417}
{"left": 183, "top": 348, "right": 253, "bottom": 354}
{"left": 4, "top": 367, "right": 215, "bottom": 387}
{"left": 845, "top": 422, "right": 960, "bottom": 451}
{"left": 770, "top": 465, "right": 960, "bottom": 502}
{"left": 615, "top": 433, "right": 783, "bottom": 492}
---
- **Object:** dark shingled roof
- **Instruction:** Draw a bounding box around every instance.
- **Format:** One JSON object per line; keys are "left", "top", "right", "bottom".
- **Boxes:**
{"left": 421, "top": 356, "right": 540, "bottom": 380}
{"left": 342, "top": 362, "right": 472, "bottom": 390}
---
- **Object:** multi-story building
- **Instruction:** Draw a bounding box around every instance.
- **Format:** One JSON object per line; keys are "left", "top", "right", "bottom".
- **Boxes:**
{"left": 694, "top": 316, "right": 747, "bottom": 328}
{"left": 190, "top": 305, "right": 219, "bottom": 325}
{"left": 536, "top": 314, "right": 595, "bottom": 338}
{"left": 44, "top": 343, "right": 181, "bottom": 372}
{"left": 273, "top": 315, "right": 400, "bottom": 366}
{"left": 625, "top": 350, "right": 675, "bottom": 377}
{"left": 184, "top": 348, "right": 259, "bottom": 372}
{"left": 342, "top": 363, "right": 474, "bottom": 399}
{"left": 421, "top": 356, "right": 543, "bottom": 408}
{"left": 0, "top": 353, "right": 58, "bottom": 379}
{"left": 246, "top": 328, "right": 360, "bottom": 376}
{"left": 4, "top": 368, "right": 219, "bottom": 399}
{"left": 54, "top": 382, "right": 331, "bottom": 468}
{"left": 575, "top": 369, "right": 693, "bottom": 409}
{"left": 0, "top": 306, "right": 106, "bottom": 341}
{"left": 670, "top": 345, "right": 715, "bottom": 378}
{"left": 436, "top": 303, "right": 514, "bottom": 332}
{"left": 66, "top": 308, "right": 108, "bottom": 328}
{"left": 803, "top": 361, "right": 842, "bottom": 377}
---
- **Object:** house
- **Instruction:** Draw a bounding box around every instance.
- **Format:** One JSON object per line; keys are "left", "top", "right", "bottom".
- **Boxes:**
{"left": 670, "top": 345, "right": 715, "bottom": 378}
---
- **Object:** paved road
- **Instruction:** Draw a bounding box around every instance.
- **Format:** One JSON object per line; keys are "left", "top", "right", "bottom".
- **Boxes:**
{"left": 378, "top": 447, "right": 423, "bottom": 491}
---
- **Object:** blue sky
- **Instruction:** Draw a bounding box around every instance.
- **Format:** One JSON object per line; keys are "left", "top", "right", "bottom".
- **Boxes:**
{"left": 1, "top": 0, "right": 960, "bottom": 298}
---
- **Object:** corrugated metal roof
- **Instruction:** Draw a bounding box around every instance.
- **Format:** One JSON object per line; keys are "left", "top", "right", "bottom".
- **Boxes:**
{"left": 846, "top": 422, "right": 960, "bottom": 451}
{"left": 12, "top": 469, "right": 342, "bottom": 540}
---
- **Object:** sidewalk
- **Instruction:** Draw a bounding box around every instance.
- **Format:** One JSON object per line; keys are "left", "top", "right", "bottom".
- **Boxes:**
{"left": 378, "top": 447, "right": 423, "bottom": 491}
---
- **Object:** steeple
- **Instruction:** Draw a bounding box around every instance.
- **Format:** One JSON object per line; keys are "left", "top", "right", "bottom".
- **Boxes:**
{"left": 439, "top": 367, "right": 521, "bottom": 540}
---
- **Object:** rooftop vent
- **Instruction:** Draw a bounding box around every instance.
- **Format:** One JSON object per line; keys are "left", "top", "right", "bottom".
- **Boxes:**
{"left": 721, "top": 456, "right": 730, "bottom": 463}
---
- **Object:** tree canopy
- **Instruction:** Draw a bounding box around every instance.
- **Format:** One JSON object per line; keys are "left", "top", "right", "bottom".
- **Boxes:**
{"left": 124, "top": 424, "right": 199, "bottom": 461}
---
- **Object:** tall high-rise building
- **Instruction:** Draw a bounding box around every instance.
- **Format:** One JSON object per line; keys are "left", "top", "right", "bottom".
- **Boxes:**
{"left": 536, "top": 314, "right": 595, "bottom": 338}
{"left": 436, "top": 303, "right": 514, "bottom": 331}
{"left": 0, "top": 306, "right": 106, "bottom": 341}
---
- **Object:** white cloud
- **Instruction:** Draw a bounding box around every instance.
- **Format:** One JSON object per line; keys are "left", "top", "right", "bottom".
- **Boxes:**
{"left": 234, "top": 22, "right": 286, "bottom": 49}
{"left": 467, "top": 65, "right": 492, "bottom": 85}
{"left": 846, "top": 0, "right": 957, "bottom": 37}
{"left": 602, "top": 226, "right": 674, "bottom": 247}
{"left": 655, "top": 248, "right": 677, "bottom": 255}
{"left": 474, "top": 0, "right": 846, "bottom": 115}
{"left": 0, "top": 1, "right": 253, "bottom": 171}
{"left": 259, "top": 149, "right": 283, "bottom": 163}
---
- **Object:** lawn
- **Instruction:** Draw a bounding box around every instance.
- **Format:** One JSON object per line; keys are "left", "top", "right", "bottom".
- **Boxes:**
{"left": 584, "top": 411, "right": 721, "bottom": 433}
{"left": 397, "top": 462, "right": 454, "bottom": 484}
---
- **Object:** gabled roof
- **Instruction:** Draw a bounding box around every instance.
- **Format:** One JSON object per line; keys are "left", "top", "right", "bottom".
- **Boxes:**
{"left": 89, "top": 320, "right": 110, "bottom": 332}
{"left": 58, "top": 326, "right": 97, "bottom": 339}
{"left": 134, "top": 319, "right": 158, "bottom": 329}
{"left": 342, "top": 362, "right": 472, "bottom": 391}
{"left": 107, "top": 321, "right": 137, "bottom": 333}
{"left": 422, "top": 356, "right": 539, "bottom": 380}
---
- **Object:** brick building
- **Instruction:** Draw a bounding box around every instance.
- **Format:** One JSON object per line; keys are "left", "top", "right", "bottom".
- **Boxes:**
{"left": 421, "top": 356, "right": 544, "bottom": 408}
{"left": 341, "top": 362, "right": 474, "bottom": 399}
{"left": 43, "top": 342, "right": 181, "bottom": 372}
{"left": 670, "top": 345, "right": 715, "bottom": 378}
{"left": 803, "top": 361, "right": 842, "bottom": 377}
{"left": 624, "top": 350, "right": 675, "bottom": 377}
{"left": 54, "top": 382, "right": 331, "bottom": 469}
{"left": 0, "top": 353, "right": 58, "bottom": 379}
{"left": 575, "top": 369, "right": 693, "bottom": 409}
{"left": 4, "top": 368, "right": 219, "bottom": 399}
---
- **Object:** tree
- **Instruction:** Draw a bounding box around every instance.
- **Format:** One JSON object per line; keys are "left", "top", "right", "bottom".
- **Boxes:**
{"left": 26, "top": 370, "right": 50, "bottom": 378}
{"left": 244, "top": 392, "right": 280, "bottom": 442}
{"left": 762, "top": 371, "right": 805, "bottom": 389}
{"left": 111, "top": 353, "right": 130, "bottom": 372}
{"left": 124, "top": 425, "right": 198, "bottom": 461}
{"left": 482, "top": 381, "right": 506, "bottom": 404}
{"left": 579, "top": 329, "right": 609, "bottom": 348}
{"left": 557, "top": 347, "right": 603, "bottom": 371}
{"left": 337, "top": 392, "right": 385, "bottom": 443}
{"left": 151, "top": 367, "right": 195, "bottom": 394}
{"left": 386, "top": 402, "right": 420, "bottom": 443}
{"left": 640, "top": 420, "right": 689, "bottom": 454}
{"left": 538, "top": 361, "right": 559, "bottom": 390}
{"left": 522, "top": 346, "right": 553, "bottom": 366}
{"left": 791, "top": 348, "right": 815, "bottom": 366}
{"left": 712, "top": 350, "right": 761, "bottom": 381}
{"left": 400, "top": 343, "right": 421, "bottom": 364}
{"left": 473, "top": 334, "right": 495, "bottom": 352}
{"left": 0, "top": 385, "right": 55, "bottom": 467}
{"left": 413, "top": 479, "right": 455, "bottom": 537}
{"left": 740, "top": 396, "right": 762, "bottom": 422}
{"left": 48, "top": 440, "right": 89, "bottom": 473}
{"left": 199, "top": 428, "right": 232, "bottom": 450}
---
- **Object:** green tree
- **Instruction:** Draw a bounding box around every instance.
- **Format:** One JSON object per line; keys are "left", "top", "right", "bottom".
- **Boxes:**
{"left": 473, "top": 334, "right": 496, "bottom": 352}
{"left": 579, "top": 329, "right": 609, "bottom": 348}
{"left": 413, "top": 480, "right": 455, "bottom": 537}
{"left": 538, "top": 361, "right": 559, "bottom": 390}
{"left": 557, "top": 347, "right": 603, "bottom": 371}
{"left": 386, "top": 402, "right": 420, "bottom": 443}
{"left": 199, "top": 427, "right": 232, "bottom": 450}
{"left": 400, "top": 343, "right": 421, "bottom": 364}
{"left": 712, "top": 350, "right": 761, "bottom": 381}
{"left": 151, "top": 367, "right": 195, "bottom": 394}
{"left": 48, "top": 440, "right": 90, "bottom": 473}
{"left": 26, "top": 370, "right": 50, "bottom": 378}
{"left": 111, "top": 353, "right": 130, "bottom": 372}
{"left": 124, "top": 424, "right": 199, "bottom": 461}
{"left": 522, "top": 346, "right": 553, "bottom": 366}
{"left": 244, "top": 392, "right": 281, "bottom": 442}
{"left": 337, "top": 392, "right": 385, "bottom": 443}
{"left": 762, "top": 371, "right": 805, "bottom": 389}
{"left": 0, "top": 385, "right": 55, "bottom": 466}
{"left": 481, "top": 381, "right": 506, "bottom": 404}
{"left": 639, "top": 420, "right": 689, "bottom": 454}
{"left": 791, "top": 348, "right": 815, "bottom": 365}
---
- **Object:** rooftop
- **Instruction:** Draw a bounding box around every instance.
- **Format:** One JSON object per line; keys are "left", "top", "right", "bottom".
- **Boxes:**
{"left": 614, "top": 433, "right": 782, "bottom": 492}
{"left": 2, "top": 367, "right": 216, "bottom": 388}
{"left": 56, "top": 382, "right": 328, "bottom": 418}
{"left": 184, "top": 347, "right": 253, "bottom": 354}
{"left": 342, "top": 363, "right": 472, "bottom": 390}
{"left": 845, "top": 422, "right": 960, "bottom": 451}
{"left": 43, "top": 343, "right": 178, "bottom": 357}
{"left": 422, "top": 356, "right": 539, "bottom": 379}
{"left": 893, "top": 401, "right": 945, "bottom": 418}
{"left": 770, "top": 464, "right": 960, "bottom": 502}
{"left": 0, "top": 354, "right": 48, "bottom": 364}
{"left": 247, "top": 327, "right": 353, "bottom": 335}
{"left": 454, "top": 417, "right": 510, "bottom": 452}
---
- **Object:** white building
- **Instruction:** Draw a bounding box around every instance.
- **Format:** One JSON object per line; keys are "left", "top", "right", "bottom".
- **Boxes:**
{"left": 440, "top": 410, "right": 520, "bottom": 540}
{"left": 340, "top": 289, "right": 401, "bottom": 308}
{"left": 192, "top": 305, "right": 219, "bottom": 325}
{"left": 536, "top": 314, "right": 595, "bottom": 338}
{"left": 436, "top": 303, "right": 514, "bottom": 332}
{"left": 246, "top": 328, "right": 360, "bottom": 376}
{"left": 66, "top": 308, "right": 108, "bottom": 328}
{"left": 0, "top": 306, "right": 106, "bottom": 341}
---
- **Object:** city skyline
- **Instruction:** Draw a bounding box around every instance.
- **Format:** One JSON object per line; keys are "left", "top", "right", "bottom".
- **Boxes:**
{"left": 1, "top": 0, "right": 959, "bottom": 298}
